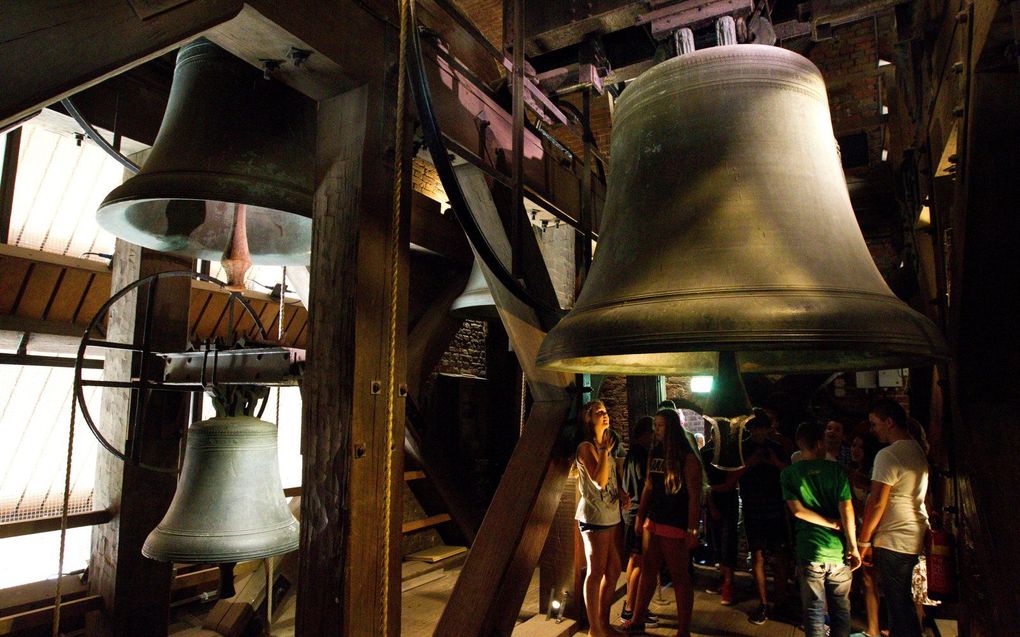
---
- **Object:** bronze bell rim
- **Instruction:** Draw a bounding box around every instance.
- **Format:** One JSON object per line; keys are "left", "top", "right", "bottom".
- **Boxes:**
{"left": 142, "top": 526, "right": 299, "bottom": 564}
{"left": 537, "top": 288, "right": 949, "bottom": 375}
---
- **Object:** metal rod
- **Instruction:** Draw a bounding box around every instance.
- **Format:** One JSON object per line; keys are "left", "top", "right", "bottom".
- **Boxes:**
{"left": 60, "top": 98, "right": 140, "bottom": 174}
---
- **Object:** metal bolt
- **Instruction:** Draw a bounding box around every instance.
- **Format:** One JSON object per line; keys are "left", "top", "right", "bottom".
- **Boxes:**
{"left": 288, "top": 47, "right": 312, "bottom": 67}
{"left": 354, "top": 443, "right": 367, "bottom": 459}
{"left": 259, "top": 58, "right": 283, "bottom": 80}
{"left": 952, "top": 104, "right": 965, "bottom": 117}
{"left": 952, "top": 61, "right": 964, "bottom": 74}
{"left": 371, "top": 380, "right": 382, "bottom": 394}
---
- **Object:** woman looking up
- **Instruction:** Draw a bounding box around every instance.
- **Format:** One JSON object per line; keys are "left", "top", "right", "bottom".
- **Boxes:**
{"left": 619, "top": 408, "right": 704, "bottom": 637}
{"left": 575, "top": 400, "right": 626, "bottom": 637}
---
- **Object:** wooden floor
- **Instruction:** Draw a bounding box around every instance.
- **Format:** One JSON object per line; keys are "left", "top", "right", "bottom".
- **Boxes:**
{"left": 171, "top": 561, "right": 955, "bottom": 637}
{"left": 398, "top": 565, "right": 804, "bottom": 637}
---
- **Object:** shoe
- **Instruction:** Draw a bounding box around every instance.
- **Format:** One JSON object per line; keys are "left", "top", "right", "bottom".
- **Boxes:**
{"left": 616, "top": 618, "right": 646, "bottom": 634}
{"left": 645, "top": 611, "right": 659, "bottom": 626}
{"left": 720, "top": 582, "right": 734, "bottom": 606}
{"left": 705, "top": 586, "right": 721, "bottom": 595}
{"left": 748, "top": 603, "right": 768, "bottom": 625}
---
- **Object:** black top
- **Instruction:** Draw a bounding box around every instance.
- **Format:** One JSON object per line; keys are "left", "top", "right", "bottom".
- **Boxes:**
{"left": 646, "top": 443, "right": 691, "bottom": 529}
{"left": 621, "top": 442, "right": 649, "bottom": 518}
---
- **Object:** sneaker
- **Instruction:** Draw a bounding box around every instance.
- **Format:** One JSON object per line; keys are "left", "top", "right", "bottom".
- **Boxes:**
{"left": 748, "top": 603, "right": 768, "bottom": 625}
{"left": 616, "top": 618, "right": 646, "bottom": 634}
{"left": 720, "top": 582, "right": 734, "bottom": 606}
{"left": 645, "top": 611, "right": 659, "bottom": 626}
{"left": 705, "top": 586, "right": 721, "bottom": 595}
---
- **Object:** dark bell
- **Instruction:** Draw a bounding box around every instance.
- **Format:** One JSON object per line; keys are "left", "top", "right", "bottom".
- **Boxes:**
{"left": 97, "top": 38, "right": 315, "bottom": 265}
{"left": 537, "top": 45, "right": 947, "bottom": 375}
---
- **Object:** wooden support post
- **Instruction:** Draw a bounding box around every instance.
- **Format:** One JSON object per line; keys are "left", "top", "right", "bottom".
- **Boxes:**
{"left": 626, "top": 375, "right": 664, "bottom": 434}
{"left": 297, "top": 19, "right": 408, "bottom": 635}
{"left": 434, "top": 165, "right": 575, "bottom": 636}
{"left": 87, "top": 241, "right": 192, "bottom": 637}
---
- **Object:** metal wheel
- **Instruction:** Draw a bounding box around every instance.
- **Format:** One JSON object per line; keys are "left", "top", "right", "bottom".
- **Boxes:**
{"left": 73, "top": 270, "right": 269, "bottom": 473}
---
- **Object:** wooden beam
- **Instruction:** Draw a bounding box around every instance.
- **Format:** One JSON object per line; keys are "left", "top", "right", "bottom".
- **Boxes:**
{"left": 0, "top": 0, "right": 243, "bottom": 131}
{"left": 297, "top": 15, "right": 407, "bottom": 634}
{"left": 434, "top": 164, "right": 575, "bottom": 636}
{"left": 0, "top": 510, "right": 112, "bottom": 540}
{"left": 434, "top": 400, "right": 572, "bottom": 636}
{"left": 0, "top": 595, "right": 102, "bottom": 636}
{"left": 0, "top": 128, "right": 21, "bottom": 243}
{"left": 87, "top": 243, "right": 192, "bottom": 637}
{"left": 402, "top": 514, "right": 452, "bottom": 534}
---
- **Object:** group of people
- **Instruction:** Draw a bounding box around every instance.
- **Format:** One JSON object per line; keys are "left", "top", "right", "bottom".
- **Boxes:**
{"left": 572, "top": 397, "right": 932, "bottom": 637}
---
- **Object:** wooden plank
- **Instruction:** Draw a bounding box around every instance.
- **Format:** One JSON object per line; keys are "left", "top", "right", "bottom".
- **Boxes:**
{"left": 45, "top": 267, "right": 95, "bottom": 324}
{"left": 405, "top": 544, "right": 467, "bottom": 563}
{"left": 510, "top": 614, "right": 577, "bottom": 637}
{"left": 87, "top": 242, "right": 192, "bottom": 637}
{"left": 0, "top": 595, "right": 102, "bottom": 635}
{"left": 0, "top": 509, "right": 112, "bottom": 540}
{"left": 0, "top": 259, "right": 31, "bottom": 315}
{"left": 11, "top": 262, "right": 62, "bottom": 319}
{"left": 0, "top": 128, "right": 21, "bottom": 243}
{"left": 0, "top": 0, "right": 243, "bottom": 130}
{"left": 296, "top": 14, "right": 406, "bottom": 634}
{"left": 402, "top": 514, "right": 452, "bottom": 534}
{"left": 404, "top": 470, "right": 427, "bottom": 481}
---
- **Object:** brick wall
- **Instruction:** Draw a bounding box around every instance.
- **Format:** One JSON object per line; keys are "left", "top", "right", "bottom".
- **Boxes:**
{"left": 401, "top": 482, "right": 442, "bottom": 556}
{"left": 807, "top": 17, "right": 887, "bottom": 167}
{"left": 412, "top": 157, "right": 448, "bottom": 204}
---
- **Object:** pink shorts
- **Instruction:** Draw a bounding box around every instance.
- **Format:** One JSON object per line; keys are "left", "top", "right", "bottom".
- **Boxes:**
{"left": 643, "top": 519, "right": 688, "bottom": 539}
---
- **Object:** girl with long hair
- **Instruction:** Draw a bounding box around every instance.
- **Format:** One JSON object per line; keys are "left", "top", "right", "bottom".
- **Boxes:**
{"left": 619, "top": 408, "right": 703, "bottom": 637}
{"left": 575, "top": 400, "right": 627, "bottom": 637}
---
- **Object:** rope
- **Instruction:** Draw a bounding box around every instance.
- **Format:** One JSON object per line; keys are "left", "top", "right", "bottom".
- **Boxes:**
{"left": 52, "top": 387, "right": 77, "bottom": 637}
{"left": 520, "top": 372, "right": 527, "bottom": 434}
{"left": 381, "top": 0, "right": 410, "bottom": 631}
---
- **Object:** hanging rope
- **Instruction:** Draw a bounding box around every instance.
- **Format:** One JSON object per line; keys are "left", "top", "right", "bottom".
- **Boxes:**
{"left": 380, "top": 0, "right": 410, "bottom": 632}
{"left": 52, "top": 388, "right": 78, "bottom": 637}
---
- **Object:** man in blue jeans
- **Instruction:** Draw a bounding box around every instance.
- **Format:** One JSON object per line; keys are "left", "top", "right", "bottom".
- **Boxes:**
{"left": 781, "top": 420, "right": 861, "bottom": 637}
{"left": 859, "top": 399, "right": 929, "bottom": 637}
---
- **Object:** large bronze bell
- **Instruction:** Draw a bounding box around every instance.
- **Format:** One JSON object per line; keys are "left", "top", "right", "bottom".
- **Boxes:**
{"left": 142, "top": 416, "right": 299, "bottom": 563}
{"left": 97, "top": 39, "right": 315, "bottom": 265}
{"left": 451, "top": 260, "right": 498, "bottom": 320}
{"left": 537, "top": 45, "right": 947, "bottom": 375}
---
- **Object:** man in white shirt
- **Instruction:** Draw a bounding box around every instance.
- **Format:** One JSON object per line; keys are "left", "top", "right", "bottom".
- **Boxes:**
{"left": 859, "top": 399, "right": 929, "bottom": 637}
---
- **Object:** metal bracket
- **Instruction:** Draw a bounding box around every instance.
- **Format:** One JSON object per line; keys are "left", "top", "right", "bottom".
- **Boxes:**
{"left": 163, "top": 347, "right": 305, "bottom": 386}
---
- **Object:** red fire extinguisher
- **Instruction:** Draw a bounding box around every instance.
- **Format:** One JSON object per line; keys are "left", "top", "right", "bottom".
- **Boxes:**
{"left": 926, "top": 527, "right": 955, "bottom": 598}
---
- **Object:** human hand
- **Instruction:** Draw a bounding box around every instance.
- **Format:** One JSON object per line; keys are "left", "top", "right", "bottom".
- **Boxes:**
{"left": 621, "top": 491, "right": 632, "bottom": 509}
{"left": 847, "top": 549, "right": 862, "bottom": 571}
{"left": 860, "top": 545, "right": 873, "bottom": 567}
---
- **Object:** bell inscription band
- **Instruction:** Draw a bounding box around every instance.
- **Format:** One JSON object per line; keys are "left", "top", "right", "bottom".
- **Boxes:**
{"left": 537, "top": 45, "right": 946, "bottom": 375}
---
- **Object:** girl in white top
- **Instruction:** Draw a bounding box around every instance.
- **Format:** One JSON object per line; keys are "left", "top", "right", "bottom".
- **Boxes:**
{"left": 575, "top": 400, "right": 628, "bottom": 637}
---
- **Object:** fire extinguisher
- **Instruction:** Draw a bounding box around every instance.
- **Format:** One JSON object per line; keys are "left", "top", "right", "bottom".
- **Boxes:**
{"left": 926, "top": 526, "right": 955, "bottom": 598}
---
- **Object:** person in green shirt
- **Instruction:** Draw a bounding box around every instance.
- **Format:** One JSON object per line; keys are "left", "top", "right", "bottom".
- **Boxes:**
{"left": 781, "top": 420, "right": 861, "bottom": 637}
